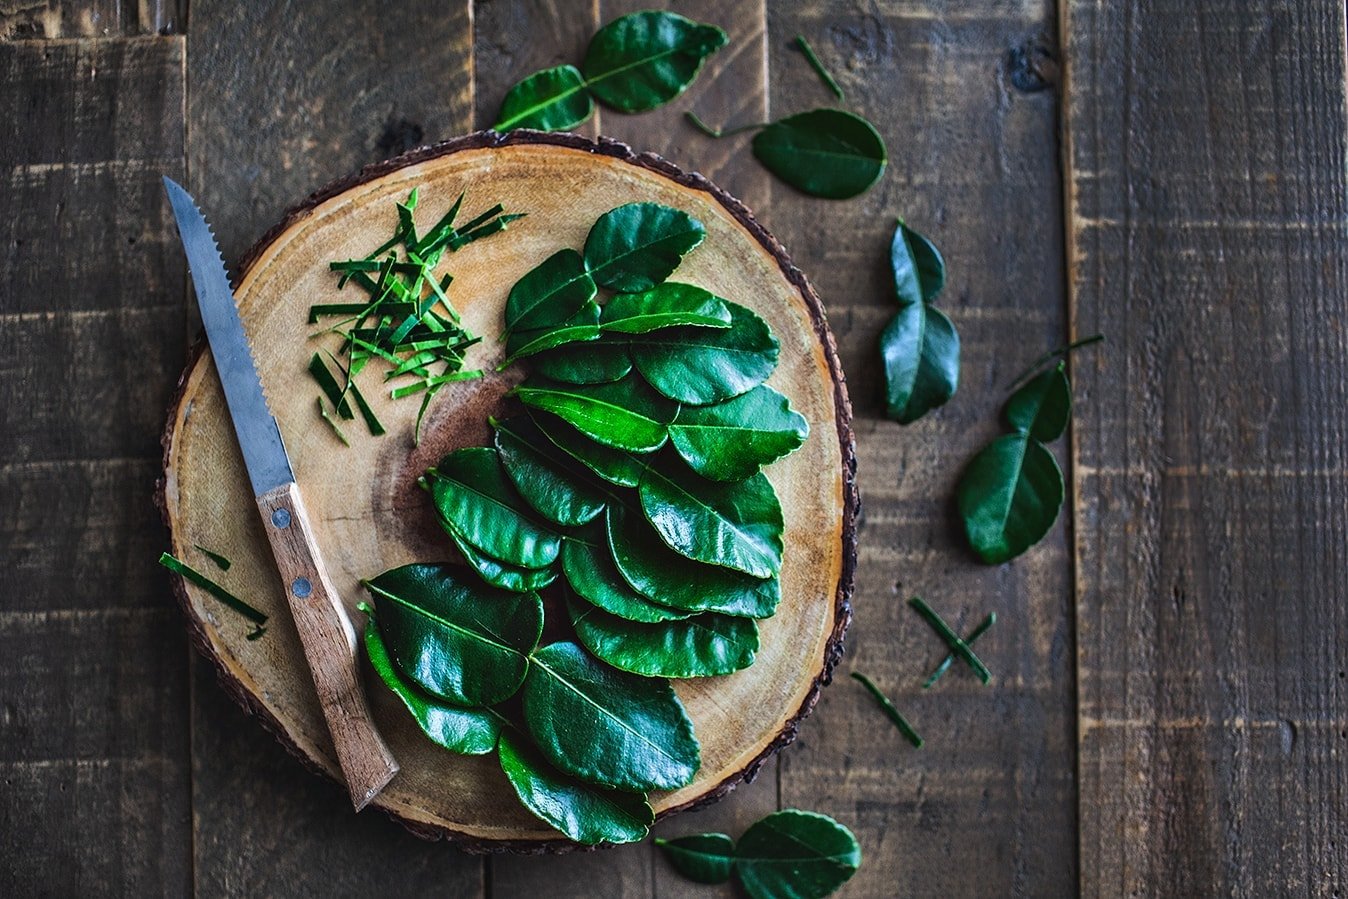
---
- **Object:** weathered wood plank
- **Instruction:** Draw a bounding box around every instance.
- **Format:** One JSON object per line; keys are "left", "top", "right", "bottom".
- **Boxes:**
{"left": 0, "top": 1, "right": 184, "bottom": 38}
{"left": 185, "top": 3, "right": 485, "bottom": 895}
{"left": 1064, "top": 2, "right": 1348, "bottom": 894}
{"left": 0, "top": 35, "right": 190, "bottom": 896}
{"left": 766, "top": 4, "right": 1077, "bottom": 896}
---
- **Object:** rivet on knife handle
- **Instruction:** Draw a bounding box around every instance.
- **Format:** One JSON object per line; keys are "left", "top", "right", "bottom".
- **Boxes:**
{"left": 257, "top": 482, "right": 399, "bottom": 810}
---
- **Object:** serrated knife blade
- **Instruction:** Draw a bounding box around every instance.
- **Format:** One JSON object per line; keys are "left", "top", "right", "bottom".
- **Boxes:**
{"left": 163, "top": 177, "right": 398, "bottom": 810}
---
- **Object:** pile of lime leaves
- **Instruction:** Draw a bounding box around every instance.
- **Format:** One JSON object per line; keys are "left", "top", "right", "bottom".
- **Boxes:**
{"left": 358, "top": 198, "right": 812, "bottom": 846}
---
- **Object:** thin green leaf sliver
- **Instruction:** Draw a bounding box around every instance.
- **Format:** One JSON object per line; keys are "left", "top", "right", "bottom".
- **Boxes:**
{"left": 924, "top": 612, "right": 996, "bottom": 688}
{"left": 193, "top": 544, "right": 232, "bottom": 571}
{"left": 493, "top": 64, "right": 594, "bottom": 132}
{"left": 158, "top": 553, "right": 267, "bottom": 636}
{"left": 850, "top": 672, "right": 922, "bottom": 748}
{"left": 907, "top": 596, "right": 991, "bottom": 684}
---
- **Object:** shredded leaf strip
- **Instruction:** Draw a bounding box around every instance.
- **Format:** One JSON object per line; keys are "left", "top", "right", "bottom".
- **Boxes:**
{"left": 795, "top": 34, "right": 844, "bottom": 100}
{"left": 850, "top": 672, "right": 922, "bottom": 748}
{"left": 317, "top": 397, "right": 350, "bottom": 445}
{"left": 158, "top": 553, "right": 267, "bottom": 634}
{"left": 922, "top": 612, "right": 996, "bottom": 688}
{"left": 907, "top": 596, "right": 992, "bottom": 684}
{"left": 193, "top": 544, "right": 232, "bottom": 571}
{"left": 308, "top": 352, "right": 353, "bottom": 419}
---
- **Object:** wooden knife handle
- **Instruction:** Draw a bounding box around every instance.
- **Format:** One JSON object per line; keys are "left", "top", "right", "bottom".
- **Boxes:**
{"left": 256, "top": 482, "right": 399, "bottom": 810}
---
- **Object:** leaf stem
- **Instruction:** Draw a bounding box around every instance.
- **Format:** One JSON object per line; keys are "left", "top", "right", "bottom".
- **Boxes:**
{"left": 795, "top": 34, "right": 844, "bottom": 100}
{"left": 922, "top": 612, "right": 995, "bottom": 688}
{"left": 684, "top": 111, "right": 769, "bottom": 139}
{"left": 1008, "top": 333, "right": 1105, "bottom": 391}
{"left": 850, "top": 672, "right": 922, "bottom": 747}
{"left": 907, "top": 596, "right": 992, "bottom": 684}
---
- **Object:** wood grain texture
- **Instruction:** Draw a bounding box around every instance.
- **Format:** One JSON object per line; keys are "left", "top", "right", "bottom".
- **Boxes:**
{"left": 766, "top": 4, "right": 1078, "bottom": 897}
{"left": 0, "top": 36, "right": 191, "bottom": 896}
{"left": 1064, "top": 2, "right": 1348, "bottom": 895}
{"left": 0, "top": 0, "right": 184, "bottom": 38}
{"left": 160, "top": 132, "right": 853, "bottom": 850}
{"left": 183, "top": 2, "right": 485, "bottom": 894}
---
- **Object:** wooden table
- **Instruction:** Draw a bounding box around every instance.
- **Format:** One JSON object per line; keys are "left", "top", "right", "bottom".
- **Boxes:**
{"left": 2, "top": 2, "right": 1343, "bottom": 896}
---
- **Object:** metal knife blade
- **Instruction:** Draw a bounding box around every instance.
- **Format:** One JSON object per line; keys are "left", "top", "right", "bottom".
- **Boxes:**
{"left": 162, "top": 176, "right": 294, "bottom": 496}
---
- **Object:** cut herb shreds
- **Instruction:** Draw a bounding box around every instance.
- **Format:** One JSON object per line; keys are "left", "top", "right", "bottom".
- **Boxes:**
{"left": 924, "top": 612, "right": 996, "bottom": 689}
{"left": 311, "top": 187, "right": 522, "bottom": 445}
{"left": 850, "top": 672, "right": 922, "bottom": 748}
{"left": 359, "top": 199, "right": 811, "bottom": 846}
{"left": 795, "top": 34, "right": 844, "bottom": 101}
{"left": 193, "top": 544, "right": 232, "bottom": 571}
{"left": 907, "top": 596, "right": 992, "bottom": 684}
{"left": 159, "top": 552, "right": 267, "bottom": 640}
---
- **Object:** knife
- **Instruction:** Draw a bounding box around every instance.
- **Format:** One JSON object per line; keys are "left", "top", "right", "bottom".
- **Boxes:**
{"left": 163, "top": 177, "right": 399, "bottom": 810}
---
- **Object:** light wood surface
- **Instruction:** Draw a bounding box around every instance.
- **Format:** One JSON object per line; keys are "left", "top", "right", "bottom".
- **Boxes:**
{"left": 159, "top": 134, "right": 854, "bottom": 848}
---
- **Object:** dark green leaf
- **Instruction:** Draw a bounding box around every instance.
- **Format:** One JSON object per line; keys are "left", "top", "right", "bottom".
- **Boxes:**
{"left": 428, "top": 447, "right": 563, "bottom": 569}
{"left": 530, "top": 341, "right": 633, "bottom": 385}
{"left": 308, "top": 352, "right": 353, "bottom": 419}
{"left": 581, "top": 11, "right": 727, "bottom": 114}
{"left": 569, "top": 598, "right": 758, "bottom": 678}
{"left": 639, "top": 465, "right": 783, "bottom": 578}
{"left": 655, "top": 833, "right": 735, "bottom": 884}
{"left": 562, "top": 531, "right": 693, "bottom": 624}
{"left": 751, "top": 109, "right": 887, "bottom": 200}
{"left": 193, "top": 544, "right": 232, "bottom": 571}
{"left": 503, "top": 300, "right": 601, "bottom": 365}
{"left": 513, "top": 375, "right": 677, "bottom": 453}
{"left": 600, "top": 283, "right": 731, "bottom": 334}
{"left": 629, "top": 302, "right": 778, "bottom": 404}
{"left": 494, "top": 415, "right": 608, "bottom": 527}
{"left": 504, "top": 248, "right": 597, "bottom": 335}
{"left": 891, "top": 218, "right": 945, "bottom": 305}
{"left": 734, "top": 809, "right": 862, "bottom": 899}
{"left": 362, "top": 563, "right": 543, "bottom": 706}
{"left": 443, "top": 521, "right": 558, "bottom": 593}
{"left": 1005, "top": 363, "right": 1070, "bottom": 442}
{"left": 880, "top": 302, "right": 959, "bottom": 424}
{"left": 606, "top": 505, "right": 780, "bottom": 618}
{"left": 493, "top": 64, "right": 594, "bottom": 132}
{"left": 850, "top": 672, "right": 923, "bottom": 748}
{"left": 532, "top": 411, "right": 649, "bottom": 487}
{"left": 360, "top": 604, "right": 500, "bottom": 755}
{"left": 583, "top": 202, "right": 706, "bottom": 293}
{"left": 668, "top": 385, "right": 809, "bottom": 481}
{"left": 521, "top": 642, "right": 700, "bottom": 791}
{"left": 497, "top": 728, "right": 653, "bottom": 845}
{"left": 957, "top": 433, "right": 1064, "bottom": 564}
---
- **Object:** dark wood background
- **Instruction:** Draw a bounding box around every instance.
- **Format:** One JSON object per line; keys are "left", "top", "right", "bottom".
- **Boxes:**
{"left": 2, "top": 1, "right": 1344, "bottom": 896}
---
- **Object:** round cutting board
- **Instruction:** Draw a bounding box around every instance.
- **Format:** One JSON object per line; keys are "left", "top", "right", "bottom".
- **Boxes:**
{"left": 159, "top": 131, "right": 856, "bottom": 850}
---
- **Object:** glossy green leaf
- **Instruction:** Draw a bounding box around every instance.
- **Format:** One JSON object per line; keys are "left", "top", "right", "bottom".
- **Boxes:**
{"left": 513, "top": 375, "right": 677, "bottom": 453}
{"left": 669, "top": 385, "right": 808, "bottom": 481}
{"left": 1005, "top": 363, "right": 1070, "bottom": 442}
{"left": 891, "top": 218, "right": 946, "bottom": 305}
{"left": 655, "top": 833, "right": 735, "bottom": 884}
{"left": 530, "top": 341, "right": 633, "bottom": 384}
{"left": 629, "top": 302, "right": 778, "bottom": 405}
{"left": 600, "top": 283, "right": 731, "bottom": 334}
{"left": 607, "top": 505, "right": 780, "bottom": 618}
{"left": 494, "top": 415, "right": 608, "bottom": 527}
{"left": 880, "top": 301, "right": 960, "bottom": 424}
{"left": 360, "top": 604, "right": 500, "bottom": 755}
{"left": 504, "top": 248, "right": 597, "bottom": 335}
{"left": 443, "top": 520, "right": 558, "bottom": 593}
{"left": 957, "top": 433, "right": 1064, "bottom": 564}
{"left": 503, "top": 300, "right": 601, "bottom": 365}
{"left": 362, "top": 563, "right": 543, "bottom": 706}
{"left": 569, "top": 598, "right": 758, "bottom": 678}
{"left": 583, "top": 202, "right": 706, "bottom": 293}
{"left": 521, "top": 642, "right": 700, "bottom": 791}
{"left": 428, "top": 447, "right": 563, "bottom": 569}
{"left": 562, "top": 531, "right": 693, "bottom": 624}
{"left": 751, "top": 109, "right": 887, "bottom": 200}
{"left": 734, "top": 809, "right": 862, "bottom": 899}
{"left": 581, "top": 11, "right": 727, "bottom": 113}
{"left": 493, "top": 64, "right": 594, "bottom": 132}
{"left": 639, "top": 465, "right": 783, "bottom": 578}
{"left": 497, "top": 728, "right": 653, "bottom": 845}
{"left": 531, "top": 411, "right": 649, "bottom": 487}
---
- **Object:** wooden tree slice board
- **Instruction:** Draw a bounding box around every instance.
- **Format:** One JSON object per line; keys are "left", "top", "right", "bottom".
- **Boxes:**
{"left": 159, "top": 132, "right": 856, "bottom": 851}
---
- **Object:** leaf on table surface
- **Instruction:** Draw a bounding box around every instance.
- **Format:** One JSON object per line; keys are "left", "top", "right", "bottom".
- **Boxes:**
{"left": 569, "top": 597, "right": 758, "bottom": 678}
{"left": 427, "top": 447, "right": 563, "bottom": 570}
{"left": 880, "top": 301, "right": 960, "bottom": 424}
{"left": 734, "top": 809, "right": 862, "bottom": 899}
{"left": 890, "top": 218, "right": 946, "bottom": 306}
{"left": 361, "top": 563, "right": 543, "bottom": 706}
{"left": 956, "top": 432, "right": 1064, "bottom": 564}
{"left": 583, "top": 202, "right": 705, "bottom": 293}
{"left": 493, "top": 64, "right": 594, "bottom": 132}
{"left": 629, "top": 301, "right": 779, "bottom": 405}
{"left": 497, "top": 727, "right": 653, "bottom": 845}
{"left": 668, "top": 385, "right": 808, "bottom": 481}
{"left": 751, "top": 109, "right": 887, "bottom": 200}
{"left": 521, "top": 641, "right": 700, "bottom": 791}
{"left": 581, "top": 11, "right": 727, "bottom": 114}
{"left": 359, "top": 603, "right": 500, "bottom": 755}
{"left": 655, "top": 832, "right": 736, "bottom": 884}
{"left": 1004, "top": 363, "right": 1071, "bottom": 442}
